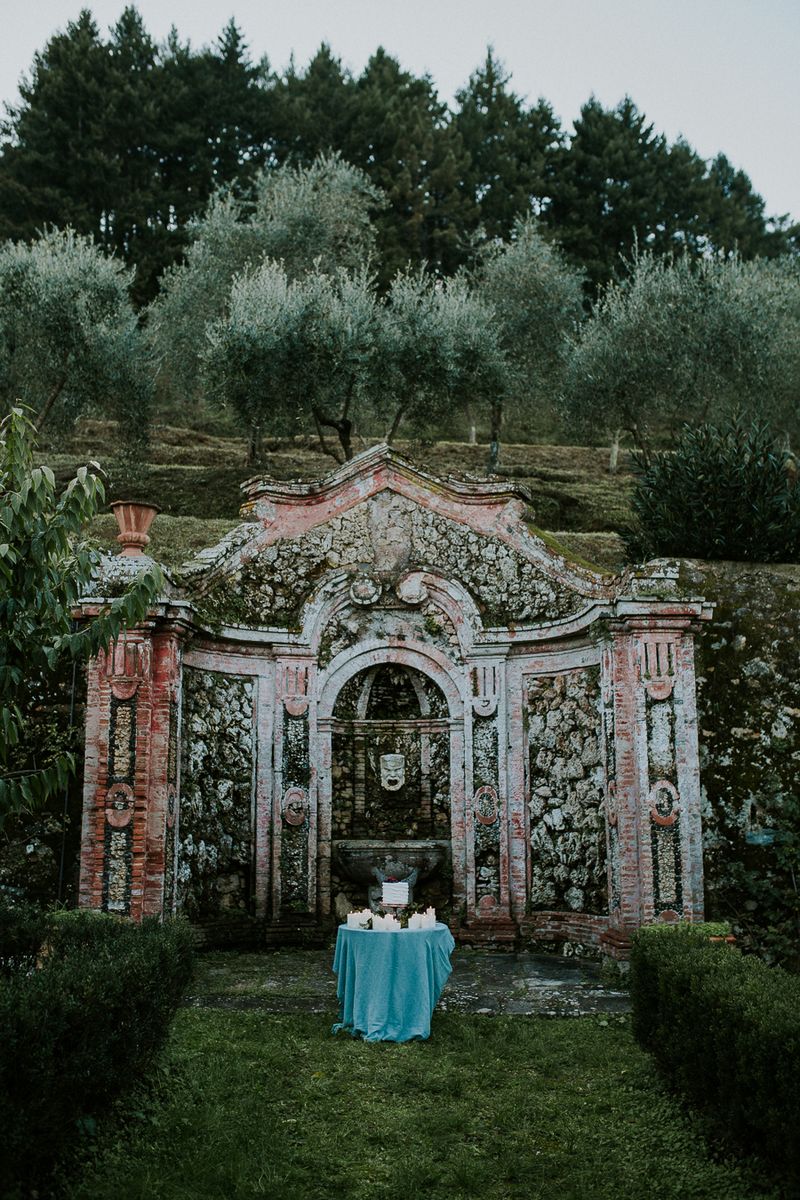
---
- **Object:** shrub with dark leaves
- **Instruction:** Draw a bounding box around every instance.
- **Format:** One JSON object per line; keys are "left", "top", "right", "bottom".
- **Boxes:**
{"left": 626, "top": 415, "right": 800, "bottom": 561}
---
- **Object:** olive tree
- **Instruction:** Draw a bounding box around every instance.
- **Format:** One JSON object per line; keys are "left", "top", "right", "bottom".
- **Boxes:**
{"left": 474, "top": 217, "right": 585, "bottom": 469}
{"left": 562, "top": 251, "right": 797, "bottom": 469}
{"left": 202, "top": 262, "right": 382, "bottom": 463}
{"left": 0, "top": 407, "right": 161, "bottom": 825}
{"left": 149, "top": 154, "right": 385, "bottom": 414}
{"left": 0, "top": 228, "right": 150, "bottom": 441}
{"left": 380, "top": 270, "right": 508, "bottom": 449}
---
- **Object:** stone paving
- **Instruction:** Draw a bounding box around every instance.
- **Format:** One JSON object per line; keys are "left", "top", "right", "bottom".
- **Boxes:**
{"left": 184, "top": 947, "right": 630, "bottom": 1017}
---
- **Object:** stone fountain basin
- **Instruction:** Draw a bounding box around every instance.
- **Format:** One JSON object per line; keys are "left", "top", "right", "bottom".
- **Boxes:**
{"left": 333, "top": 839, "right": 450, "bottom": 886}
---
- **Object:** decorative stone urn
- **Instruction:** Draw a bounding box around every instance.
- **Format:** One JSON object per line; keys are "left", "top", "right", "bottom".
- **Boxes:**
{"left": 109, "top": 501, "right": 160, "bottom": 556}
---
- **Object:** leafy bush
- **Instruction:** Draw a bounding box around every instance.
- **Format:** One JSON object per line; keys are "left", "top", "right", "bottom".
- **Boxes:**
{"left": 0, "top": 898, "right": 47, "bottom": 976}
{"left": 630, "top": 923, "right": 800, "bottom": 1187}
{"left": 0, "top": 905, "right": 193, "bottom": 1196}
{"left": 626, "top": 415, "right": 800, "bottom": 561}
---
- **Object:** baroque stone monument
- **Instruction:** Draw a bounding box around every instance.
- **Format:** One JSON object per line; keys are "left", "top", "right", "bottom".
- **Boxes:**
{"left": 76, "top": 444, "right": 711, "bottom": 956}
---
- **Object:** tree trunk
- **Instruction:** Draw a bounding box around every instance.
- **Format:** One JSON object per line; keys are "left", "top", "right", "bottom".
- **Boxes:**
{"left": 247, "top": 422, "right": 262, "bottom": 467}
{"left": 469, "top": 423, "right": 477, "bottom": 446}
{"left": 386, "top": 405, "right": 405, "bottom": 445}
{"left": 312, "top": 407, "right": 351, "bottom": 463}
{"left": 486, "top": 399, "right": 503, "bottom": 474}
{"left": 609, "top": 428, "right": 622, "bottom": 474}
{"left": 338, "top": 418, "right": 353, "bottom": 461}
{"left": 35, "top": 376, "right": 67, "bottom": 431}
{"left": 630, "top": 422, "right": 651, "bottom": 469}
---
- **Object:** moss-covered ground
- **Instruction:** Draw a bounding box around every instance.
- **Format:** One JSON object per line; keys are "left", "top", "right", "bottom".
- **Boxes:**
{"left": 67, "top": 1009, "right": 777, "bottom": 1200}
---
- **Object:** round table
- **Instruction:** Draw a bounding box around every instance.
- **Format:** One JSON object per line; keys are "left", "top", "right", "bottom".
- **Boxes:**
{"left": 332, "top": 922, "right": 455, "bottom": 1042}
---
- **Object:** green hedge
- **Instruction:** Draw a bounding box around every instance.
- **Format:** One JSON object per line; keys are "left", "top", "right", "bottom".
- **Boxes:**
{"left": 630, "top": 922, "right": 800, "bottom": 1186}
{"left": 0, "top": 905, "right": 194, "bottom": 1196}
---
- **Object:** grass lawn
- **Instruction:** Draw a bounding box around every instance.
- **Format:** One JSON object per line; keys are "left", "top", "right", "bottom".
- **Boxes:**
{"left": 68, "top": 1011, "right": 776, "bottom": 1200}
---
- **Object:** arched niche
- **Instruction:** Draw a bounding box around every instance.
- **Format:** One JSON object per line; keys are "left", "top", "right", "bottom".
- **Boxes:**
{"left": 313, "top": 640, "right": 467, "bottom": 919}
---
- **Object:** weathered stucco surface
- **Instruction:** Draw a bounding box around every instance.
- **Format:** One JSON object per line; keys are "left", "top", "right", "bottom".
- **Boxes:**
{"left": 527, "top": 669, "right": 607, "bottom": 914}
{"left": 178, "top": 668, "right": 255, "bottom": 919}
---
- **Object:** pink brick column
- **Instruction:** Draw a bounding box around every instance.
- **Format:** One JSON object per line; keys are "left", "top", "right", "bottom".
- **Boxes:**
{"left": 77, "top": 607, "right": 191, "bottom": 920}
{"left": 601, "top": 613, "right": 706, "bottom": 955}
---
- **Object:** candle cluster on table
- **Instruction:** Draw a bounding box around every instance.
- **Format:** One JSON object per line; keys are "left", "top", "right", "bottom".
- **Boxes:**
{"left": 343, "top": 906, "right": 437, "bottom": 930}
{"left": 345, "top": 909, "right": 372, "bottom": 930}
{"left": 371, "top": 912, "right": 402, "bottom": 931}
{"left": 408, "top": 907, "right": 437, "bottom": 930}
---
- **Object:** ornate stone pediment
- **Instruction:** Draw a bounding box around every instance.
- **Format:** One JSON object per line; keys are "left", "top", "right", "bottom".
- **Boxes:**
{"left": 180, "top": 444, "right": 614, "bottom": 632}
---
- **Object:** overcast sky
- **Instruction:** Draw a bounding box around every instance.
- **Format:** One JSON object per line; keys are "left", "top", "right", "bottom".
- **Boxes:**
{"left": 1, "top": 0, "right": 798, "bottom": 222}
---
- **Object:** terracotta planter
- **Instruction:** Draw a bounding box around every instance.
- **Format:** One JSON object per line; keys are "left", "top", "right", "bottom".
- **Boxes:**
{"left": 109, "top": 501, "right": 160, "bottom": 556}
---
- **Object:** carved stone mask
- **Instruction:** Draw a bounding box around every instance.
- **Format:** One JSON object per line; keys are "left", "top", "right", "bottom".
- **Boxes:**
{"left": 380, "top": 753, "right": 405, "bottom": 791}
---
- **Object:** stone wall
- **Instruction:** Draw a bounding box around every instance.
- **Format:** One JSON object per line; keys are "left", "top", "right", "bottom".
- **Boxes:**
{"left": 178, "top": 668, "right": 255, "bottom": 919}
{"left": 686, "top": 560, "right": 800, "bottom": 959}
{"left": 526, "top": 668, "right": 607, "bottom": 914}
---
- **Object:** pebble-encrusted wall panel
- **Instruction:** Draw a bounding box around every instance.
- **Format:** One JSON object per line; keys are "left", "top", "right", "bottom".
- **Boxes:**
{"left": 163, "top": 696, "right": 179, "bottom": 916}
{"left": 473, "top": 715, "right": 501, "bottom": 907}
{"left": 102, "top": 695, "right": 137, "bottom": 914}
{"left": 279, "top": 710, "right": 311, "bottom": 912}
{"left": 196, "top": 494, "right": 586, "bottom": 628}
{"left": 527, "top": 668, "right": 607, "bottom": 914}
{"left": 178, "top": 668, "right": 255, "bottom": 919}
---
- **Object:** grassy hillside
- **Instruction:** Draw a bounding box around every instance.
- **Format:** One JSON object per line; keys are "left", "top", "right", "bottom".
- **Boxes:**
{"left": 42, "top": 419, "right": 634, "bottom": 570}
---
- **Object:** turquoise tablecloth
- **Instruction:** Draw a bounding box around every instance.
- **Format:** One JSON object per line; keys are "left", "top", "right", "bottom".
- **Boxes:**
{"left": 332, "top": 922, "right": 455, "bottom": 1042}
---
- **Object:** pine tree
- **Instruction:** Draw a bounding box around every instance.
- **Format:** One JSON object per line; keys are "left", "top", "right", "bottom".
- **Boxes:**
{"left": 346, "top": 49, "right": 475, "bottom": 280}
{"left": 105, "top": 7, "right": 163, "bottom": 304}
{"left": 272, "top": 44, "right": 355, "bottom": 163}
{"left": 703, "top": 153, "right": 787, "bottom": 258}
{"left": 547, "top": 97, "right": 671, "bottom": 291}
{"left": 454, "top": 49, "right": 560, "bottom": 242}
{"left": 0, "top": 11, "right": 114, "bottom": 244}
{"left": 205, "top": 20, "right": 275, "bottom": 186}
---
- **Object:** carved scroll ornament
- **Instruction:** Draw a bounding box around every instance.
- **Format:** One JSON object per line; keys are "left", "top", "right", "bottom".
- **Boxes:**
{"left": 104, "top": 782, "right": 134, "bottom": 828}
{"left": 281, "top": 662, "right": 310, "bottom": 716}
{"left": 474, "top": 785, "right": 499, "bottom": 826}
{"left": 282, "top": 787, "right": 308, "bottom": 827}
{"left": 103, "top": 637, "right": 150, "bottom": 700}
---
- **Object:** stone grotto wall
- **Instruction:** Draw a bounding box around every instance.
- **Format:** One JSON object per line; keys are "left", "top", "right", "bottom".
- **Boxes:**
{"left": 196, "top": 493, "right": 587, "bottom": 628}
{"left": 526, "top": 668, "right": 607, "bottom": 914}
{"left": 686, "top": 560, "right": 800, "bottom": 948}
{"left": 178, "top": 668, "right": 255, "bottom": 919}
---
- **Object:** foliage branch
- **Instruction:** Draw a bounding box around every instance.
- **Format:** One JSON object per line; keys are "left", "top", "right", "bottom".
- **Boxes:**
{"left": 0, "top": 406, "right": 162, "bottom": 825}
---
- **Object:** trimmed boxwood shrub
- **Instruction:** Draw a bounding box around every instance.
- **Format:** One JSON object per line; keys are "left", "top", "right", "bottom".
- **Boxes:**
{"left": 0, "top": 905, "right": 193, "bottom": 1196}
{"left": 630, "top": 922, "right": 800, "bottom": 1186}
